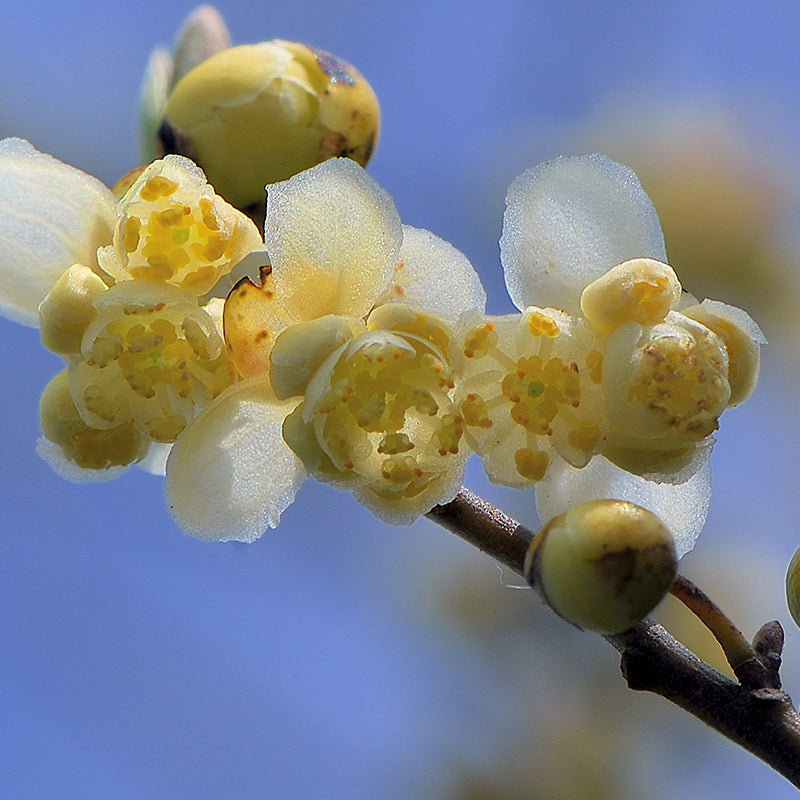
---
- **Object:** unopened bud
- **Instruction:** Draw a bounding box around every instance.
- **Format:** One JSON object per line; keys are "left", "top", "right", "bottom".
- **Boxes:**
{"left": 525, "top": 499, "right": 678, "bottom": 634}
{"left": 157, "top": 41, "right": 379, "bottom": 211}
{"left": 580, "top": 258, "right": 681, "bottom": 336}
{"left": 784, "top": 546, "right": 800, "bottom": 629}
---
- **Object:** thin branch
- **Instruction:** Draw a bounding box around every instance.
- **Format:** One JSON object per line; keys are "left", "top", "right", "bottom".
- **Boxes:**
{"left": 670, "top": 573, "right": 781, "bottom": 690}
{"left": 670, "top": 573, "right": 757, "bottom": 673}
{"left": 427, "top": 488, "right": 800, "bottom": 789}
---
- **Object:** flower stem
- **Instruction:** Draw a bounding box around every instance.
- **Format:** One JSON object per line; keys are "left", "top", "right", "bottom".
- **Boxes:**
{"left": 669, "top": 573, "right": 780, "bottom": 690}
{"left": 426, "top": 487, "right": 533, "bottom": 577}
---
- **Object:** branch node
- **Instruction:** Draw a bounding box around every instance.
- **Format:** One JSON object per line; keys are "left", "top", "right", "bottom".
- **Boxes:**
{"left": 751, "top": 620, "right": 785, "bottom": 690}
{"left": 619, "top": 646, "right": 654, "bottom": 692}
{"left": 734, "top": 657, "right": 774, "bottom": 691}
{"left": 748, "top": 688, "right": 793, "bottom": 704}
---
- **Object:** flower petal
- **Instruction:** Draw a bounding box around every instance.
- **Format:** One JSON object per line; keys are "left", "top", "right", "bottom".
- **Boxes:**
{"left": 353, "top": 456, "right": 467, "bottom": 526}
{"left": 35, "top": 437, "right": 129, "bottom": 483}
{"left": 136, "top": 442, "right": 171, "bottom": 476}
{"left": 500, "top": 154, "right": 666, "bottom": 314}
{"left": 0, "top": 138, "right": 116, "bottom": 326}
{"left": 171, "top": 5, "right": 231, "bottom": 85}
{"left": 374, "top": 225, "right": 486, "bottom": 319}
{"left": 165, "top": 378, "right": 306, "bottom": 542}
{"left": 266, "top": 158, "right": 402, "bottom": 320}
{"left": 98, "top": 155, "right": 263, "bottom": 296}
{"left": 534, "top": 451, "right": 710, "bottom": 558}
{"left": 681, "top": 299, "right": 765, "bottom": 407}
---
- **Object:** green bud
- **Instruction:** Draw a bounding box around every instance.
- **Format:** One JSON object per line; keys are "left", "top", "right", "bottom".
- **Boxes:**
{"left": 785, "top": 546, "right": 800, "bottom": 628}
{"left": 157, "top": 41, "right": 380, "bottom": 211}
{"left": 525, "top": 499, "right": 678, "bottom": 634}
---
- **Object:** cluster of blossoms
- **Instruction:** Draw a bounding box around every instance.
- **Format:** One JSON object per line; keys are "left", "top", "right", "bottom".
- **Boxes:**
{"left": 0, "top": 136, "right": 763, "bottom": 559}
{"left": 1, "top": 138, "right": 261, "bottom": 479}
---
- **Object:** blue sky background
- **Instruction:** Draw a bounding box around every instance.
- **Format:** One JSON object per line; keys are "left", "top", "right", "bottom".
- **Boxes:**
{"left": 3, "top": 2, "right": 800, "bottom": 798}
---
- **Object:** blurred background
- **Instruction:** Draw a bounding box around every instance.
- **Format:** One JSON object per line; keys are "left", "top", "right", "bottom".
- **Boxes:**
{"left": 3, "top": 2, "right": 800, "bottom": 797}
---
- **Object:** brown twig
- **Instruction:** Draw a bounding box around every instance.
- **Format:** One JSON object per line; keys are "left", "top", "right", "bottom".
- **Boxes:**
{"left": 426, "top": 488, "right": 800, "bottom": 789}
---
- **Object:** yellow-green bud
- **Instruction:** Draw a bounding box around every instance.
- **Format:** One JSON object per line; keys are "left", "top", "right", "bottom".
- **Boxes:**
{"left": 525, "top": 500, "right": 678, "bottom": 634}
{"left": 157, "top": 41, "right": 380, "bottom": 211}
{"left": 785, "top": 546, "right": 800, "bottom": 628}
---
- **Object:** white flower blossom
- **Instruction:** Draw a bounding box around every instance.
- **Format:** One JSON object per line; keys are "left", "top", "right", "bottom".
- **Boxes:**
{"left": 0, "top": 138, "right": 261, "bottom": 478}
{"left": 167, "top": 157, "right": 486, "bottom": 541}
{"left": 491, "top": 154, "right": 764, "bottom": 556}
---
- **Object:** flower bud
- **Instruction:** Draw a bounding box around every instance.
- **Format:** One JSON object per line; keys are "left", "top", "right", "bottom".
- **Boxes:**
{"left": 599, "top": 312, "right": 730, "bottom": 477}
{"left": 785, "top": 546, "right": 800, "bottom": 628}
{"left": 138, "top": 6, "right": 231, "bottom": 163}
{"left": 525, "top": 499, "right": 678, "bottom": 634}
{"left": 170, "top": 5, "right": 231, "bottom": 86}
{"left": 157, "top": 41, "right": 379, "bottom": 210}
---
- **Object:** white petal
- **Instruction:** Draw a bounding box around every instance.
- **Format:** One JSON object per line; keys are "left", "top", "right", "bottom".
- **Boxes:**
{"left": 0, "top": 138, "right": 116, "bottom": 326}
{"left": 165, "top": 378, "right": 306, "bottom": 542}
{"left": 500, "top": 154, "right": 666, "bottom": 314}
{"left": 374, "top": 225, "right": 486, "bottom": 319}
{"left": 266, "top": 158, "right": 402, "bottom": 321}
{"left": 353, "top": 458, "right": 467, "bottom": 527}
{"left": 535, "top": 452, "right": 710, "bottom": 559}
{"left": 136, "top": 442, "right": 172, "bottom": 476}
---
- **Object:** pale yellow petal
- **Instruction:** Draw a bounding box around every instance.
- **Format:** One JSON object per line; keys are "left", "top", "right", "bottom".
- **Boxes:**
{"left": 38, "top": 264, "right": 108, "bottom": 355}
{"left": 375, "top": 225, "right": 486, "bottom": 320}
{"left": 0, "top": 138, "right": 116, "bottom": 326}
{"left": 266, "top": 158, "right": 401, "bottom": 320}
{"left": 165, "top": 378, "right": 305, "bottom": 541}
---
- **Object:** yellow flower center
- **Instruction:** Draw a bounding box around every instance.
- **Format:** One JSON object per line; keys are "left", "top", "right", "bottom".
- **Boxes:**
{"left": 122, "top": 176, "right": 233, "bottom": 292}
{"left": 313, "top": 329, "right": 463, "bottom": 499}
{"left": 456, "top": 308, "right": 603, "bottom": 485}
{"left": 502, "top": 356, "right": 581, "bottom": 435}
{"left": 625, "top": 327, "right": 728, "bottom": 438}
{"left": 457, "top": 307, "right": 604, "bottom": 487}
{"left": 74, "top": 287, "right": 235, "bottom": 442}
